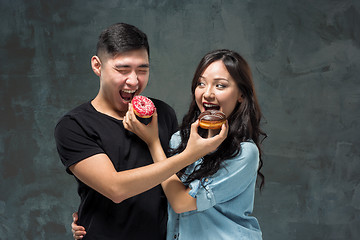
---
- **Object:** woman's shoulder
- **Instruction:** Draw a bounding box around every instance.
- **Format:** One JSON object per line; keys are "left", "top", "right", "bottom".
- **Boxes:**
{"left": 238, "top": 141, "right": 259, "bottom": 160}
{"left": 240, "top": 140, "right": 258, "bottom": 150}
{"left": 169, "top": 131, "right": 181, "bottom": 148}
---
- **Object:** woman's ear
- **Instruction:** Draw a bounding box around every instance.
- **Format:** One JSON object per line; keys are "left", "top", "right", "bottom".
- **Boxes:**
{"left": 91, "top": 56, "right": 102, "bottom": 76}
{"left": 238, "top": 94, "right": 244, "bottom": 103}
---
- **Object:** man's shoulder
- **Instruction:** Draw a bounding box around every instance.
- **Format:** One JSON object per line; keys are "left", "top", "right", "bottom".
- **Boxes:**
{"left": 66, "top": 101, "right": 92, "bottom": 115}
{"left": 56, "top": 102, "right": 93, "bottom": 127}
{"left": 150, "top": 97, "right": 177, "bottom": 118}
{"left": 150, "top": 97, "right": 174, "bottom": 111}
{"left": 60, "top": 102, "right": 93, "bottom": 119}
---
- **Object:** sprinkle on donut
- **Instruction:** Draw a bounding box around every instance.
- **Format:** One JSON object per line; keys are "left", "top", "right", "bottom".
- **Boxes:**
{"left": 131, "top": 95, "right": 155, "bottom": 118}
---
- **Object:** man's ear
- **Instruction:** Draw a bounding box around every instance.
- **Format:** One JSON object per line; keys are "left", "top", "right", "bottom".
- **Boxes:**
{"left": 91, "top": 56, "right": 101, "bottom": 76}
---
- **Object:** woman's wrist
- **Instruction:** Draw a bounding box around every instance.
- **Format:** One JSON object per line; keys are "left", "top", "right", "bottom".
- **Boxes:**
{"left": 147, "top": 138, "right": 166, "bottom": 163}
{"left": 147, "top": 137, "right": 161, "bottom": 149}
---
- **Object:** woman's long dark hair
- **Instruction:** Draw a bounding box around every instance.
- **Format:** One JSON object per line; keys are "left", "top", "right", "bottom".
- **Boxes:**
{"left": 171, "top": 49, "right": 267, "bottom": 189}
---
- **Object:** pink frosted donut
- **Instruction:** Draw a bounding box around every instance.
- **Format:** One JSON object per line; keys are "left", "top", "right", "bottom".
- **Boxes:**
{"left": 131, "top": 95, "right": 155, "bottom": 118}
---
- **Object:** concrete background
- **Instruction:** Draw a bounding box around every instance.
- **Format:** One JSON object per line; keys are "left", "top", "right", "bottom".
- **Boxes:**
{"left": 1, "top": 0, "right": 359, "bottom": 239}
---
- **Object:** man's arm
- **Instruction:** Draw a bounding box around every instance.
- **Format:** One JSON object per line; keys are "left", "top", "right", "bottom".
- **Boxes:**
{"left": 70, "top": 147, "right": 195, "bottom": 204}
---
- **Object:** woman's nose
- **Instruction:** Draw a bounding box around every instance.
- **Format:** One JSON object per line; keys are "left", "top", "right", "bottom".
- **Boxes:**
{"left": 203, "top": 87, "right": 215, "bottom": 99}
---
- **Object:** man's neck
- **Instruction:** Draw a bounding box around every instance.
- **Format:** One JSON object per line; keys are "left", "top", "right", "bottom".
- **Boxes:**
{"left": 91, "top": 96, "right": 127, "bottom": 120}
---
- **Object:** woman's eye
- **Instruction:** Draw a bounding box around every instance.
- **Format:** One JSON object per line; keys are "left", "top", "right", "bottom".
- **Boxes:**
{"left": 197, "top": 82, "right": 205, "bottom": 87}
{"left": 216, "top": 84, "right": 226, "bottom": 88}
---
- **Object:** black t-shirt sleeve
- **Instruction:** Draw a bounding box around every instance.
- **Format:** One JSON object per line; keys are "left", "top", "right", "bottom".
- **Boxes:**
{"left": 54, "top": 116, "right": 104, "bottom": 174}
{"left": 168, "top": 104, "right": 178, "bottom": 135}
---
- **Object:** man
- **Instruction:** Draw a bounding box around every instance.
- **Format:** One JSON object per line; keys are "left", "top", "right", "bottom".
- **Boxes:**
{"left": 55, "top": 23, "right": 226, "bottom": 239}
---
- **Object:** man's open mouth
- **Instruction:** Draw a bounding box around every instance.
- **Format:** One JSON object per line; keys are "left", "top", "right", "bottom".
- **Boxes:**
{"left": 120, "top": 89, "right": 137, "bottom": 102}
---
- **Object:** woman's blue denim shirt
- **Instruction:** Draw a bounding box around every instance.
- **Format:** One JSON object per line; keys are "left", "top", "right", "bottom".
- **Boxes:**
{"left": 167, "top": 132, "right": 262, "bottom": 240}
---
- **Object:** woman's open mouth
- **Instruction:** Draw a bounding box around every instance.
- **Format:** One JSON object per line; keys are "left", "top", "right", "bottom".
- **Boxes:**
{"left": 203, "top": 103, "right": 220, "bottom": 111}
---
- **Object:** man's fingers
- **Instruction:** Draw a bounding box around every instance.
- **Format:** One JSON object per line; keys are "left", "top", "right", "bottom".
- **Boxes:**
{"left": 128, "top": 103, "right": 137, "bottom": 120}
{"left": 148, "top": 108, "right": 158, "bottom": 126}
{"left": 122, "top": 117, "right": 129, "bottom": 130}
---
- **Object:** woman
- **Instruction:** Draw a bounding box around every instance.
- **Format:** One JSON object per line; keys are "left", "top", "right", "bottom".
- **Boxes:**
{"left": 72, "top": 49, "right": 266, "bottom": 239}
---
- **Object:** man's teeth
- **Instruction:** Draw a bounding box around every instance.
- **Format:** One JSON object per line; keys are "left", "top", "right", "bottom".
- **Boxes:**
{"left": 122, "top": 90, "right": 137, "bottom": 93}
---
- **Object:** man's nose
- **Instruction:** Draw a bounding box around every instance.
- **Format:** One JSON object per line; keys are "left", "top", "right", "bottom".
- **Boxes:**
{"left": 126, "top": 71, "right": 138, "bottom": 85}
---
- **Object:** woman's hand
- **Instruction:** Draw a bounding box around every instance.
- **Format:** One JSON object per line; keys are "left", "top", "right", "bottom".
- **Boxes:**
{"left": 123, "top": 103, "right": 160, "bottom": 146}
{"left": 71, "top": 212, "right": 86, "bottom": 239}
{"left": 185, "top": 120, "right": 228, "bottom": 159}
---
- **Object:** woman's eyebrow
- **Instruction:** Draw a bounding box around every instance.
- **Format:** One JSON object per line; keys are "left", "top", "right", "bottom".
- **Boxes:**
{"left": 214, "top": 78, "right": 229, "bottom": 81}
{"left": 200, "top": 76, "right": 229, "bottom": 81}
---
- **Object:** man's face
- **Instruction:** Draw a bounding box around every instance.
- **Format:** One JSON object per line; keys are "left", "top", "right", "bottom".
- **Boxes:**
{"left": 95, "top": 49, "right": 150, "bottom": 116}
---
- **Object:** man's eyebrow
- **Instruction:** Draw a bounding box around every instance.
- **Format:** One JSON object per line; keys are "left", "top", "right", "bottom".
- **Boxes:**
{"left": 114, "top": 64, "right": 150, "bottom": 68}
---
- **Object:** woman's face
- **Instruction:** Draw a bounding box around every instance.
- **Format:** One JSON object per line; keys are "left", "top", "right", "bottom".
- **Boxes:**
{"left": 195, "top": 60, "right": 243, "bottom": 117}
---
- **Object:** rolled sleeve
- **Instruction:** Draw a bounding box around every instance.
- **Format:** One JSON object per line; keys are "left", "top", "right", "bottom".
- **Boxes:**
{"left": 190, "top": 178, "right": 217, "bottom": 211}
{"left": 190, "top": 141, "right": 259, "bottom": 212}
{"left": 169, "top": 131, "right": 181, "bottom": 150}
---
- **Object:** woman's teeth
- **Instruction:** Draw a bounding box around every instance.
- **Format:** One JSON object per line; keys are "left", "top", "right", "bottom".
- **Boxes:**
{"left": 203, "top": 103, "right": 220, "bottom": 110}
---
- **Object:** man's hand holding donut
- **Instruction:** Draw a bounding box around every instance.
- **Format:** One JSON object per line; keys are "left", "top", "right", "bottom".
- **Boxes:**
{"left": 123, "top": 102, "right": 160, "bottom": 147}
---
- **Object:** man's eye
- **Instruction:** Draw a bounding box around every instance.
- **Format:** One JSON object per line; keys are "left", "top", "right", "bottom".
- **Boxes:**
{"left": 117, "top": 69, "right": 130, "bottom": 74}
{"left": 137, "top": 70, "right": 148, "bottom": 75}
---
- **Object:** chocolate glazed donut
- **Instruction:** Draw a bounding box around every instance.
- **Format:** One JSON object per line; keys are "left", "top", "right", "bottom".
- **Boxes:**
{"left": 198, "top": 110, "right": 226, "bottom": 129}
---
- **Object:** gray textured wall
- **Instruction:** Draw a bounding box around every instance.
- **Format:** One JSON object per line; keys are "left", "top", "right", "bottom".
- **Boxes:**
{"left": 1, "top": 0, "right": 359, "bottom": 239}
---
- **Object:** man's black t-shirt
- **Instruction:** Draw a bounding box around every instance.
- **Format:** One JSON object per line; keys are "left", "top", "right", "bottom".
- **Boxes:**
{"left": 55, "top": 98, "right": 178, "bottom": 239}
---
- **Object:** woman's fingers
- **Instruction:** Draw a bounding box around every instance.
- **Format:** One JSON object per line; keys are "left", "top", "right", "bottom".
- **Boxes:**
{"left": 71, "top": 224, "right": 86, "bottom": 239}
{"left": 217, "top": 120, "right": 229, "bottom": 139}
{"left": 72, "top": 212, "right": 78, "bottom": 222}
{"left": 190, "top": 120, "right": 199, "bottom": 134}
{"left": 71, "top": 212, "right": 86, "bottom": 239}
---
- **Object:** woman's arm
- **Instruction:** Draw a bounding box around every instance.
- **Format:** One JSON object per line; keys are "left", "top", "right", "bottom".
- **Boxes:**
{"left": 123, "top": 105, "right": 228, "bottom": 213}
{"left": 147, "top": 137, "right": 197, "bottom": 213}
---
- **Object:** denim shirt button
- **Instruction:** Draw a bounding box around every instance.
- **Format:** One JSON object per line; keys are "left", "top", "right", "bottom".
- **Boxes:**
{"left": 174, "top": 234, "right": 177, "bottom": 239}
{"left": 204, "top": 178, "right": 209, "bottom": 182}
